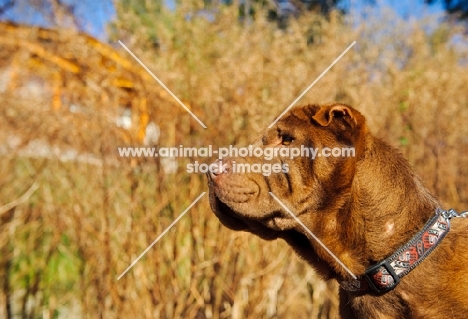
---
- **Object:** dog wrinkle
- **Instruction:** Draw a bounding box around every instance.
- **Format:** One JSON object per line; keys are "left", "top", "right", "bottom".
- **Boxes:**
{"left": 400, "top": 291, "right": 411, "bottom": 303}
{"left": 270, "top": 216, "right": 294, "bottom": 231}
{"left": 323, "top": 216, "right": 337, "bottom": 232}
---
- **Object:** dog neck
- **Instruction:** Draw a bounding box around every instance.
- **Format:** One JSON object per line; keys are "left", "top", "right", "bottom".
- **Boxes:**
{"left": 286, "top": 133, "right": 440, "bottom": 282}
{"left": 353, "top": 135, "right": 440, "bottom": 264}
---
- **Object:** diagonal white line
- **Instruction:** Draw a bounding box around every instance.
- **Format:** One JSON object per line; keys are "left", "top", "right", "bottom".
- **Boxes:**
{"left": 117, "top": 192, "right": 206, "bottom": 280}
{"left": 269, "top": 192, "right": 357, "bottom": 279}
{"left": 268, "top": 41, "right": 356, "bottom": 128}
{"left": 118, "top": 40, "right": 207, "bottom": 129}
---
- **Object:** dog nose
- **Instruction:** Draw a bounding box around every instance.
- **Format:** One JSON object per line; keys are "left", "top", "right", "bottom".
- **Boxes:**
{"left": 210, "top": 159, "right": 230, "bottom": 177}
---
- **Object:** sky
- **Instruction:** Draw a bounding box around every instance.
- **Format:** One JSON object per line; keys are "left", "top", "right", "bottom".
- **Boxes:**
{"left": 344, "top": 0, "right": 444, "bottom": 18}
{"left": 0, "top": 0, "right": 115, "bottom": 39}
{"left": 0, "top": 0, "right": 448, "bottom": 40}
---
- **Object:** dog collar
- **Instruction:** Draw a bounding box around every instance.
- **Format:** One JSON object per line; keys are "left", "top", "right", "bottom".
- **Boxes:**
{"left": 340, "top": 208, "right": 466, "bottom": 294}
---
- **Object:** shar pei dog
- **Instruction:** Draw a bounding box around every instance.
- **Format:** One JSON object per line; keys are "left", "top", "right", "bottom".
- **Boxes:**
{"left": 207, "top": 103, "right": 468, "bottom": 318}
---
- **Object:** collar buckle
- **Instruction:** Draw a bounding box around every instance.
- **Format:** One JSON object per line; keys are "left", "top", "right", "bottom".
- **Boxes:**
{"left": 364, "top": 260, "right": 400, "bottom": 294}
{"left": 440, "top": 208, "right": 468, "bottom": 219}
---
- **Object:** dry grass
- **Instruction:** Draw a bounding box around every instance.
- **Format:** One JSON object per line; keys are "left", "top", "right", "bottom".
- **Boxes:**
{"left": 0, "top": 2, "right": 468, "bottom": 318}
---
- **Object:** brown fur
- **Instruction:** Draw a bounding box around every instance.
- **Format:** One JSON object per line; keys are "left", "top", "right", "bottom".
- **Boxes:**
{"left": 207, "top": 103, "right": 468, "bottom": 318}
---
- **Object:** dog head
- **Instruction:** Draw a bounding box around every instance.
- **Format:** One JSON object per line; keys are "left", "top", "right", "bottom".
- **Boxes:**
{"left": 207, "top": 103, "right": 367, "bottom": 243}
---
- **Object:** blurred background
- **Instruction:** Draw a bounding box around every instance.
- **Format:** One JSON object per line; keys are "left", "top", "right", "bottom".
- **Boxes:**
{"left": 0, "top": 0, "right": 467, "bottom": 318}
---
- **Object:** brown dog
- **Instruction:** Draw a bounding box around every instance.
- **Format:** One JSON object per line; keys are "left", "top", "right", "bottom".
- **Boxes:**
{"left": 207, "top": 103, "right": 468, "bottom": 318}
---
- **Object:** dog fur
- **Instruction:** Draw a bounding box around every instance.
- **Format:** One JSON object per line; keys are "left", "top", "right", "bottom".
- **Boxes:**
{"left": 207, "top": 103, "right": 468, "bottom": 318}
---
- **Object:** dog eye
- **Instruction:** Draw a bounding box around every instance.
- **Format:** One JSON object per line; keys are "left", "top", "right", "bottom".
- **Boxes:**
{"left": 282, "top": 135, "right": 294, "bottom": 145}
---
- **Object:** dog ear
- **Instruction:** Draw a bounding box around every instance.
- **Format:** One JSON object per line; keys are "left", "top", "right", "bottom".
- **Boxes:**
{"left": 312, "top": 104, "right": 360, "bottom": 128}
